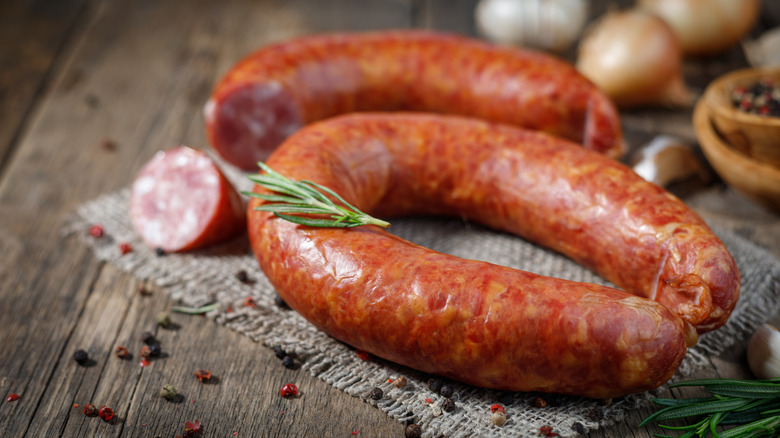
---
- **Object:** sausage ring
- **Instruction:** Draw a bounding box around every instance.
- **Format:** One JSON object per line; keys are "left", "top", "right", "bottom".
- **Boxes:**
{"left": 205, "top": 30, "right": 624, "bottom": 170}
{"left": 248, "top": 113, "right": 739, "bottom": 398}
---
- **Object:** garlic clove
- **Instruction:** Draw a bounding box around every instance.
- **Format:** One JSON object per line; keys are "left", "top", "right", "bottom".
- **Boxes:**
{"left": 630, "top": 135, "right": 711, "bottom": 187}
{"left": 747, "top": 323, "right": 780, "bottom": 380}
{"left": 743, "top": 27, "right": 780, "bottom": 68}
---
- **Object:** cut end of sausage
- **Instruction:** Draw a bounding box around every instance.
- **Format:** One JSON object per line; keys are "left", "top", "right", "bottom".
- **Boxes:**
{"left": 205, "top": 81, "right": 303, "bottom": 170}
{"left": 130, "top": 146, "right": 246, "bottom": 252}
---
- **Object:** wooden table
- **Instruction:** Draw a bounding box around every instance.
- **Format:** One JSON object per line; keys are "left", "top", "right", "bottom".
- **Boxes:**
{"left": 2, "top": 0, "right": 779, "bottom": 436}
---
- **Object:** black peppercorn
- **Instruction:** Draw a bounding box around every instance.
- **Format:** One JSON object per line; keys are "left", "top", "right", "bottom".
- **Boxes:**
{"left": 427, "top": 378, "right": 443, "bottom": 394}
{"left": 439, "top": 384, "right": 454, "bottom": 398}
{"left": 148, "top": 343, "right": 161, "bottom": 357}
{"left": 155, "top": 247, "right": 166, "bottom": 256}
{"left": 274, "top": 294, "right": 289, "bottom": 309}
{"left": 236, "top": 270, "right": 250, "bottom": 283}
{"left": 370, "top": 387, "right": 383, "bottom": 400}
{"left": 282, "top": 355, "right": 295, "bottom": 369}
{"left": 74, "top": 349, "right": 88, "bottom": 365}
{"left": 141, "top": 331, "right": 156, "bottom": 345}
{"left": 571, "top": 422, "right": 586, "bottom": 434}
{"left": 405, "top": 423, "right": 422, "bottom": 438}
{"left": 273, "top": 345, "right": 286, "bottom": 359}
{"left": 441, "top": 397, "right": 456, "bottom": 413}
{"left": 532, "top": 396, "right": 547, "bottom": 408}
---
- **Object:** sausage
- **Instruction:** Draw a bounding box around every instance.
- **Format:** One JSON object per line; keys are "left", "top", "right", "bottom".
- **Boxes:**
{"left": 247, "top": 113, "right": 740, "bottom": 398}
{"left": 205, "top": 30, "right": 625, "bottom": 170}
{"left": 130, "top": 146, "right": 246, "bottom": 252}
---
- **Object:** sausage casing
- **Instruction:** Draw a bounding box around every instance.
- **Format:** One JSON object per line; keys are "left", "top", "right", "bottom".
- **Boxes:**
{"left": 247, "top": 113, "right": 740, "bottom": 397}
{"left": 205, "top": 30, "right": 625, "bottom": 169}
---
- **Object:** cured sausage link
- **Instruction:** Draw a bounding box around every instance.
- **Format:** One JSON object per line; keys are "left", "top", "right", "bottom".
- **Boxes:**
{"left": 205, "top": 30, "right": 624, "bottom": 170}
{"left": 248, "top": 113, "right": 739, "bottom": 398}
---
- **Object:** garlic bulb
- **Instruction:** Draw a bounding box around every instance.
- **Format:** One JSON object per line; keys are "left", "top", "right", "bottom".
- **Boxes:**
{"left": 743, "top": 27, "right": 780, "bottom": 68}
{"left": 475, "top": 0, "right": 588, "bottom": 53}
{"left": 747, "top": 323, "right": 780, "bottom": 380}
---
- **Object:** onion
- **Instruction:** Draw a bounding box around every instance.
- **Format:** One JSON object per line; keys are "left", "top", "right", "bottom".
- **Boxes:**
{"left": 576, "top": 9, "right": 692, "bottom": 109}
{"left": 638, "top": 0, "right": 760, "bottom": 56}
{"left": 475, "top": 0, "right": 588, "bottom": 53}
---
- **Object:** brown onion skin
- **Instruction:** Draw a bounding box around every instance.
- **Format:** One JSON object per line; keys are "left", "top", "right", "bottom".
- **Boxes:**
{"left": 638, "top": 0, "right": 761, "bottom": 57}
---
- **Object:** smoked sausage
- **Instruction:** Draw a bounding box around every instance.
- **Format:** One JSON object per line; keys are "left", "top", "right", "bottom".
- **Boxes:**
{"left": 130, "top": 146, "right": 246, "bottom": 252}
{"left": 205, "top": 30, "right": 625, "bottom": 170}
{"left": 247, "top": 113, "right": 740, "bottom": 398}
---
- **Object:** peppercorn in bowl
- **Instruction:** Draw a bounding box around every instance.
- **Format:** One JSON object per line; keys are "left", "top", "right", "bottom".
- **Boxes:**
{"left": 703, "top": 67, "right": 780, "bottom": 167}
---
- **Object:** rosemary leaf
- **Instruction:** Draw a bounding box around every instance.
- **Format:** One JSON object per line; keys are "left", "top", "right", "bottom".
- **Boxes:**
{"left": 246, "top": 162, "right": 391, "bottom": 229}
{"left": 170, "top": 302, "right": 220, "bottom": 315}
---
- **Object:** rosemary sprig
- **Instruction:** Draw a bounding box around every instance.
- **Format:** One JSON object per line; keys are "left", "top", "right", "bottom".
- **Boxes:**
{"left": 641, "top": 377, "right": 780, "bottom": 437}
{"left": 245, "top": 162, "right": 390, "bottom": 229}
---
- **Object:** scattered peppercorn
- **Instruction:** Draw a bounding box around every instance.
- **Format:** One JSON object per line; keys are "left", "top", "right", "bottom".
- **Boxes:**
{"left": 73, "top": 349, "right": 89, "bottom": 365}
{"left": 369, "top": 387, "right": 383, "bottom": 400}
{"left": 440, "top": 384, "right": 454, "bottom": 398}
{"left": 273, "top": 345, "right": 286, "bottom": 359}
{"left": 274, "top": 293, "right": 289, "bottom": 309}
{"left": 492, "top": 410, "right": 507, "bottom": 426}
{"left": 138, "top": 285, "right": 151, "bottom": 296}
{"left": 282, "top": 356, "right": 295, "bottom": 369}
{"left": 154, "top": 247, "right": 166, "bottom": 256}
{"left": 115, "top": 346, "right": 130, "bottom": 359}
{"left": 587, "top": 407, "right": 604, "bottom": 421}
{"left": 243, "top": 296, "right": 257, "bottom": 308}
{"left": 489, "top": 404, "right": 505, "bottom": 414}
{"left": 194, "top": 369, "right": 212, "bottom": 383}
{"left": 441, "top": 398, "right": 456, "bottom": 413}
{"left": 89, "top": 225, "right": 104, "bottom": 238}
{"left": 141, "top": 331, "right": 156, "bottom": 344}
{"left": 532, "top": 396, "right": 547, "bottom": 408}
{"left": 571, "top": 422, "right": 586, "bottom": 434}
{"left": 98, "top": 405, "right": 114, "bottom": 422}
{"left": 6, "top": 393, "right": 20, "bottom": 402}
{"left": 235, "top": 270, "right": 250, "bottom": 283}
{"left": 83, "top": 403, "right": 98, "bottom": 416}
{"left": 118, "top": 242, "right": 132, "bottom": 255}
{"left": 148, "top": 343, "right": 161, "bottom": 357}
{"left": 405, "top": 424, "right": 422, "bottom": 438}
{"left": 539, "top": 425, "right": 558, "bottom": 436}
{"left": 161, "top": 384, "right": 178, "bottom": 401}
{"left": 427, "top": 378, "right": 443, "bottom": 394}
{"left": 184, "top": 419, "right": 201, "bottom": 437}
{"left": 393, "top": 376, "right": 408, "bottom": 389}
{"left": 156, "top": 311, "right": 171, "bottom": 328}
{"left": 280, "top": 383, "right": 298, "bottom": 397}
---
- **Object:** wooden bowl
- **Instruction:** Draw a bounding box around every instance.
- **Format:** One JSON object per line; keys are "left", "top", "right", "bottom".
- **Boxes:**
{"left": 693, "top": 98, "right": 780, "bottom": 214}
{"left": 703, "top": 67, "right": 780, "bottom": 167}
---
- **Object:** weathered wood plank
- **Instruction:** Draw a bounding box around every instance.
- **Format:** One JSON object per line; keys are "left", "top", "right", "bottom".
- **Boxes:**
{"left": 0, "top": 0, "right": 87, "bottom": 174}
{"left": 1, "top": 0, "right": 776, "bottom": 436}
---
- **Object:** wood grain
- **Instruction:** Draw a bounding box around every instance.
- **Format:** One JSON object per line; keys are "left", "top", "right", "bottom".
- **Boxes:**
{"left": 0, "top": 0, "right": 777, "bottom": 437}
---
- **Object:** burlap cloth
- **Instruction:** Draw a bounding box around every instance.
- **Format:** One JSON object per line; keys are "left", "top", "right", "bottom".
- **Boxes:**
{"left": 67, "top": 162, "right": 780, "bottom": 437}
